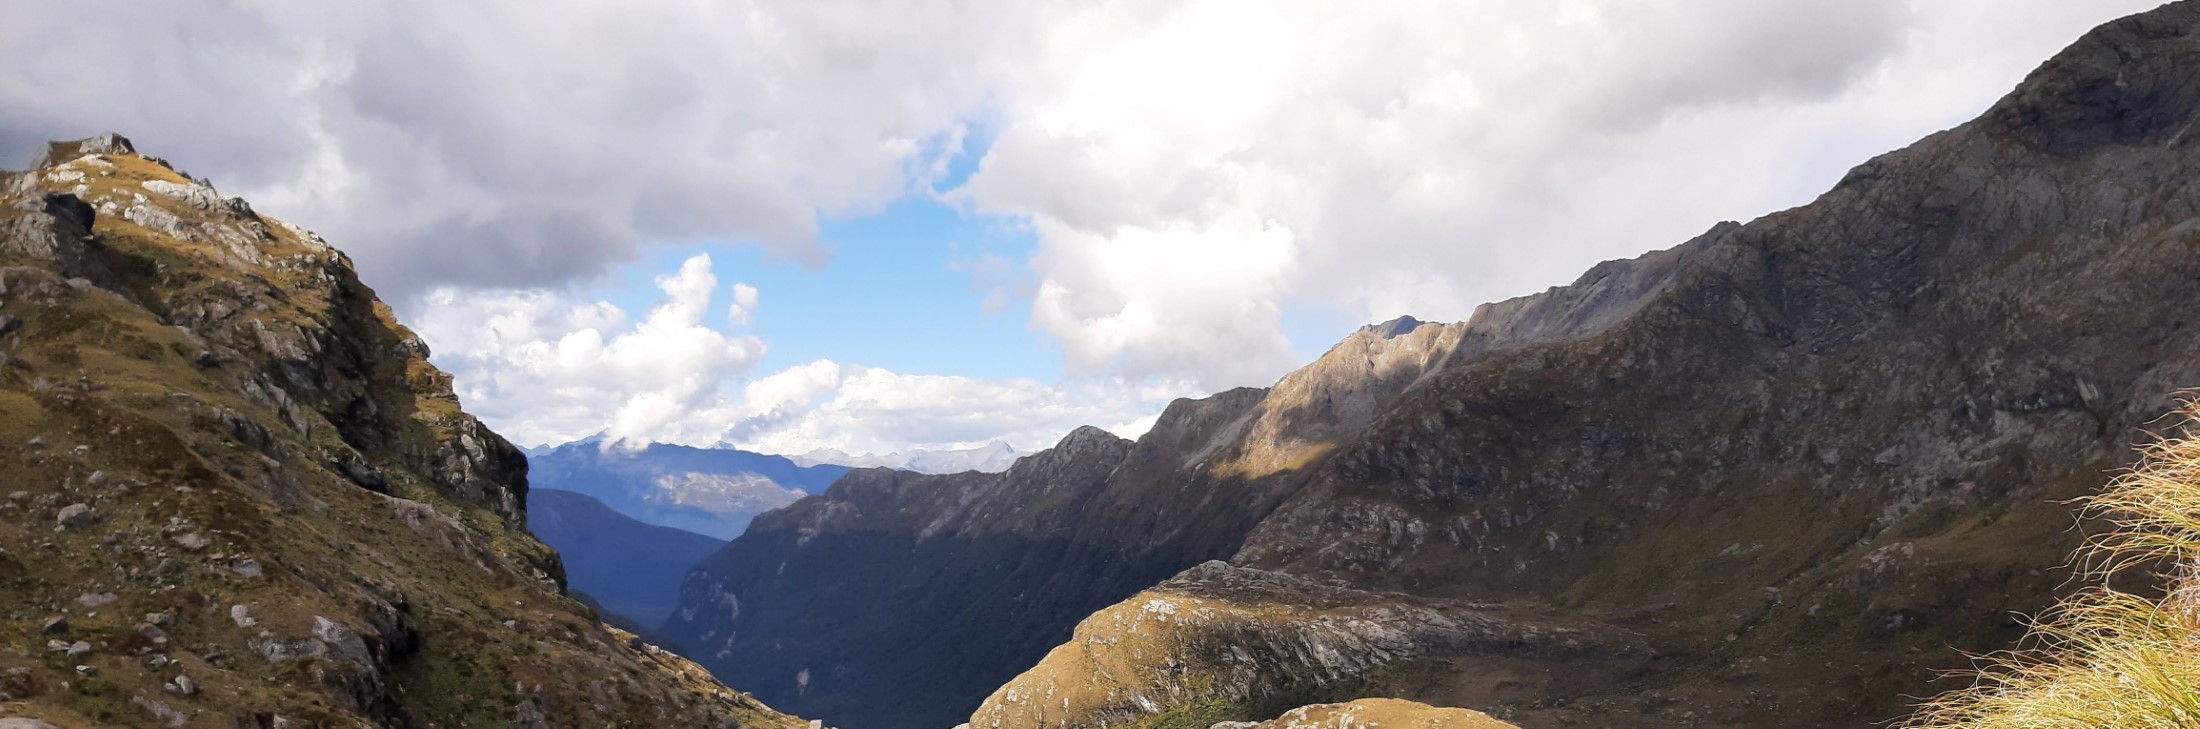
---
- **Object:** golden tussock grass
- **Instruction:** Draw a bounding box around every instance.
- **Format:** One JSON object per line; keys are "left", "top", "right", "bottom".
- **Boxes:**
{"left": 1907, "top": 403, "right": 2200, "bottom": 728}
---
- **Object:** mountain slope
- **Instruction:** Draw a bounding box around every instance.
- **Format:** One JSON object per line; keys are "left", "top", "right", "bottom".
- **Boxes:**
{"left": 974, "top": 3, "right": 2200, "bottom": 727}
{"left": 529, "top": 440, "right": 849, "bottom": 539}
{"left": 528, "top": 489, "right": 725, "bottom": 628}
{"left": 667, "top": 318, "right": 1484, "bottom": 729}
{"left": 0, "top": 135, "right": 799, "bottom": 727}
{"left": 676, "top": 3, "right": 2200, "bottom": 729}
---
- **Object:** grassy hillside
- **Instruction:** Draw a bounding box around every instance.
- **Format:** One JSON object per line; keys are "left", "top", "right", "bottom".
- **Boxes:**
{"left": 0, "top": 135, "right": 804, "bottom": 727}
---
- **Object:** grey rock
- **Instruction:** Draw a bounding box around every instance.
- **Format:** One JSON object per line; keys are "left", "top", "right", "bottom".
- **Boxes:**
{"left": 222, "top": 557, "right": 263, "bottom": 579}
{"left": 310, "top": 616, "right": 371, "bottom": 666}
{"left": 53, "top": 503, "right": 94, "bottom": 531}
{"left": 130, "top": 695, "right": 187, "bottom": 727}
{"left": 40, "top": 616, "right": 67, "bottom": 634}
{"left": 31, "top": 133, "right": 134, "bottom": 169}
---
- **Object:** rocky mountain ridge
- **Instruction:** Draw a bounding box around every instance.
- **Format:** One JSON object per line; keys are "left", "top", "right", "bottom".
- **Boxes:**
{"left": 0, "top": 134, "right": 800, "bottom": 727}
{"left": 679, "top": 3, "right": 2200, "bottom": 728}
{"left": 973, "top": 3, "right": 2200, "bottom": 726}
{"left": 666, "top": 307, "right": 1538, "bottom": 728}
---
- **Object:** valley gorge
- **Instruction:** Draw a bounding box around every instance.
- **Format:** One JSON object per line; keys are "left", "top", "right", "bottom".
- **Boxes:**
{"left": 0, "top": 3, "right": 2197, "bottom": 729}
{"left": 667, "top": 3, "right": 2200, "bottom": 728}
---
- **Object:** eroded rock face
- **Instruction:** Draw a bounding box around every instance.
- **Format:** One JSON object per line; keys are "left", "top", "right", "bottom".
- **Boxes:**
{"left": 965, "top": 4, "right": 2200, "bottom": 728}
{"left": 0, "top": 137, "right": 803, "bottom": 728}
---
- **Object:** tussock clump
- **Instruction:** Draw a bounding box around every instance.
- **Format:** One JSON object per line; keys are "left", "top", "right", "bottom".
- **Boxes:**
{"left": 1907, "top": 404, "right": 2200, "bottom": 728}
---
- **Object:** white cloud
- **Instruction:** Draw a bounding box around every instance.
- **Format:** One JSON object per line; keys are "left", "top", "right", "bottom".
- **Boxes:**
{"left": 410, "top": 254, "right": 766, "bottom": 446}
{"left": 0, "top": 0, "right": 1020, "bottom": 293}
{"left": 412, "top": 258, "right": 1173, "bottom": 451}
{"left": 958, "top": 0, "right": 2164, "bottom": 389}
{"left": 717, "top": 361, "right": 1173, "bottom": 455}
{"left": 0, "top": 0, "right": 2168, "bottom": 446}
{"left": 727, "top": 283, "right": 760, "bottom": 325}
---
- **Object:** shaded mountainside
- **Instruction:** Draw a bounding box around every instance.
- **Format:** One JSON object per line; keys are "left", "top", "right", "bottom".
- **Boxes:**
{"left": 975, "top": 4, "right": 2200, "bottom": 727}
{"left": 666, "top": 313, "right": 1497, "bottom": 729}
{"left": 528, "top": 489, "right": 725, "bottom": 628}
{"left": 529, "top": 440, "right": 848, "bottom": 540}
{"left": 0, "top": 135, "right": 800, "bottom": 727}
{"left": 686, "top": 4, "right": 2200, "bottom": 729}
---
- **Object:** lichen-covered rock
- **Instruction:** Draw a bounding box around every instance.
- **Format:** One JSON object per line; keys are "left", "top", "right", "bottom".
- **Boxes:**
{"left": 0, "top": 136, "right": 806, "bottom": 728}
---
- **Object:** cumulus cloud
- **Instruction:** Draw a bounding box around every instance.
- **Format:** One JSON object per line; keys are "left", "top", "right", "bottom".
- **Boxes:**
{"left": 410, "top": 255, "right": 767, "bottom": 445}
{"left": 726, "top": 283, "right": 760, "bottom": 326}
{"left": 0, "top": 0, "right": 1022, "bottom": 293}
{"left": 0, "top": 0, "right": 2166, "bottom": 447}
{"left": 412, "top": 257, "right": 1171, "bottom": 450}
{"left": 713, "top": 361, "right": 1172, "bottom": 455}
{"left": 959, "top": 0, "right": 2162, "bottom": 388}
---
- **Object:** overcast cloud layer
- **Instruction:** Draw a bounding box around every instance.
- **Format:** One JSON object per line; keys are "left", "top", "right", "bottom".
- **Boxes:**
{"left": 0, "top": 0, "right": 2164, "bottom": 451}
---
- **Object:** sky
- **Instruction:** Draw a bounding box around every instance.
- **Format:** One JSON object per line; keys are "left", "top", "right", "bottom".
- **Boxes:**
{"left": 0, "top": 0, "right": 2166, "bottom": 454}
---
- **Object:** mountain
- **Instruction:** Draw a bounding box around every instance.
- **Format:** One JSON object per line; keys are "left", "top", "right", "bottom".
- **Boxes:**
{"left": 779, "top": 441, "right": 1021, "bottom": 474}
{"left": 0, "top": 135, "right": 800, "bottom": 726}
{"left": 667, "top": 318, "right": 1475, "bottom": 729}
{"left": 528, "top": 440, "right": 850, "bottom": 539}
{"left": 674, "top": 5, "right": 2200, "bottom": 729}
{"left": 527, "top": 489, "right": 726, "bottom": 628}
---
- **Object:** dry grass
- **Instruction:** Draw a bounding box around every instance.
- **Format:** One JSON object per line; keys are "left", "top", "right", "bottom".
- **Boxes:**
{"left": 1906, "top": 404, "right": 2200, "bottom": 728}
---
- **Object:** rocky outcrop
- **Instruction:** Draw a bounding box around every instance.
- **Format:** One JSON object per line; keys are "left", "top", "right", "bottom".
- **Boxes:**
{"left": 28, "top": 132, "right": 135, "bottom": 170}
{"left": 0, "top": 136, "right": 802, "bottom": 727}
{"left": 962, "top": 3, "right": 2200, "bottom": 727}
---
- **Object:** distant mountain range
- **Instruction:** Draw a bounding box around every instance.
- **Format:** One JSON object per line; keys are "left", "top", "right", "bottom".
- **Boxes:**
{"left": 526, "top": 439, "right": 849, "bottom": 539}
{"left": 528, "top": 489, "right": 725, "bottom": 628}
